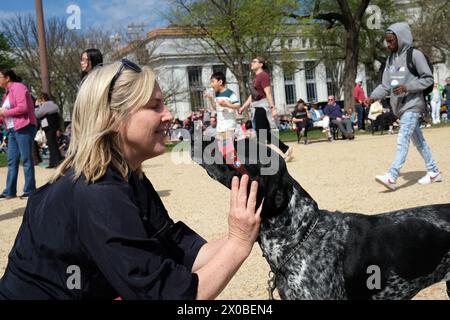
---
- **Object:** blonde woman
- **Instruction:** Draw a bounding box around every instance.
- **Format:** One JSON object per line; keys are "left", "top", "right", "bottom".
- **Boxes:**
{"left": 0, "top": 60, "right": 262, "bottom": 300}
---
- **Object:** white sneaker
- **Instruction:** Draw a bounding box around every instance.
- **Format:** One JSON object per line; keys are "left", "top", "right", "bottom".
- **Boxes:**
{"left": 375, "top": 173, "right": 397, "bottom": 191}
{"left": 418, "top": 171, "right": 442, "bottom": 185}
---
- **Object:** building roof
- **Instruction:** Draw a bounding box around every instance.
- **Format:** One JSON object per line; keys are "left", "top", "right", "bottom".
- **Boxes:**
{"left": 111, "top": 27, "right": 205, "bottom": 60}
{"left": 146, "top": 27, "right": 204, "bottom": 40}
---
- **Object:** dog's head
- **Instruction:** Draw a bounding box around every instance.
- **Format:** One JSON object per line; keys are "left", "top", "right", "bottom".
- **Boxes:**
{"left": 191, "top": 136, "right": 294, "bottom": 220}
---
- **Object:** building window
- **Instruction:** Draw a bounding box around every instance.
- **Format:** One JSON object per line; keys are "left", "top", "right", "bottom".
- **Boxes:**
{"left": 305, "top": 61, "right": 317, "bottom": 102}
{"left": 284, "top": 72, "right": 296, "bottom": 105}
{"left": 188, "top": 66, "right": 205, "bottom": 111}
{"left": 326, "top": 66, "right": 334, "bottom": 97}
{"left": 212, "top": 64, "right": 226, "bottom": 75}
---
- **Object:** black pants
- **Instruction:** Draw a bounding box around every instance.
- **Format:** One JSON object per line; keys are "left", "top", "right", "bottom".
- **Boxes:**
{"left": 45, "top": 129, "right": 63, "bottom": 167}
{"left": 295, "top": 121, "right": 308, "bottom": 142}
{"left": 32, "top": 141, "right": 42, "bottom": 165}
{"left": 253, "top": 107, "right": 289, "bottom": 153}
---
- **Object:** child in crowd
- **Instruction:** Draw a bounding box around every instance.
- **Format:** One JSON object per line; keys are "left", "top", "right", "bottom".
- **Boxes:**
{"left": 344, "top": 106, "right": 358, "bottom": 130}
{"left": 204, "top": 72, "right": 241, "bottom": 167}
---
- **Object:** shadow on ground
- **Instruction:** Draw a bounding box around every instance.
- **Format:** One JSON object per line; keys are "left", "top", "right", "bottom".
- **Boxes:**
{"left": 157, "top": 190, "right": 172, "bottom": 198}
{"left": 0, "top": 207, "right": 26, "bottom": 222}
{"left": 380, "top": 171, "right": 426, "bottom": 193}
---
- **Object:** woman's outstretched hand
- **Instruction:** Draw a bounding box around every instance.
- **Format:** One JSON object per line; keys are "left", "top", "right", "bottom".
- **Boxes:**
{"left": 228, "top": 175, "right": 262, "bottom": 252}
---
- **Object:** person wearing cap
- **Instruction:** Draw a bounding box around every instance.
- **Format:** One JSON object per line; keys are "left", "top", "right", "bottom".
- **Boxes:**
{"left": 354, "top": 78, "right": 367, "bottom": 131}
{"left": 365, "top": 22, "right": 441, "bottom": 190}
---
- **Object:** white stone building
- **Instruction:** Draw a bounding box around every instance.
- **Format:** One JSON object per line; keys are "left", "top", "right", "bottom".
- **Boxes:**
{"left": 114, "top": 27, "right": 363, "bottom": 120}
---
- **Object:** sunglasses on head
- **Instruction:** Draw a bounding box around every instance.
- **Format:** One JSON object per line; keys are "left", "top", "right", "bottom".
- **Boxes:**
{"left": 108, "top": 59, "right": 142, "bottom": 103}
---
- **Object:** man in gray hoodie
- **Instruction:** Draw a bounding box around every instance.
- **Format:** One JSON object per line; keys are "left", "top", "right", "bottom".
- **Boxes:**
{"left": 365, "top": 22, "right": 441, "bottom": 190}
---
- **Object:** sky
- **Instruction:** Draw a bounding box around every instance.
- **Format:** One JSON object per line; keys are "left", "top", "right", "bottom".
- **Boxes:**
{"left": 0, "top": 0, "right": 170, "bottom": 34}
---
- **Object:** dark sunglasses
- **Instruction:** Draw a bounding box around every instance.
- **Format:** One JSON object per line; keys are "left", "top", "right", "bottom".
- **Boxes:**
{"left": 108, "top": 59, "right": 142, "bottom": 103}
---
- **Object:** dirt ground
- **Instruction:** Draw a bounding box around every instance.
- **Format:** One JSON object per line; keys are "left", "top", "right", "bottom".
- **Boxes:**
{"left": 1, "top": 127, "right": 449, "bottom": 300}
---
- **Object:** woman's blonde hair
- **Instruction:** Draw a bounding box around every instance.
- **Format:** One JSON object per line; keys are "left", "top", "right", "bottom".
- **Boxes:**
{"left": 51, "top": 61, "right": 156, "bottom": 183}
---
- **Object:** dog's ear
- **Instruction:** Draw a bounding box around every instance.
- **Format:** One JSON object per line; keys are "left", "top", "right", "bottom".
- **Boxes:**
{"left": 259, "top": 173, "right": 291, "bottom": 219}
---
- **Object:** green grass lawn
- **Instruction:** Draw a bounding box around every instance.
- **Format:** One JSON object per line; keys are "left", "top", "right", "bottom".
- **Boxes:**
{"left": 279, "top": 128, "right": 329, "bottom": 143}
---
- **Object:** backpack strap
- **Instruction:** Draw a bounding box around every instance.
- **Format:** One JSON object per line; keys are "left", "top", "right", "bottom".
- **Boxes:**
{"left": 406, "top": 47, "right": 419, "bottom": 77}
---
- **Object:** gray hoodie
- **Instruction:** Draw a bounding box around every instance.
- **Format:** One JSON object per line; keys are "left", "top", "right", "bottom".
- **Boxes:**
{"left": 370, "top": 22, "right": 433, "bottom": 118}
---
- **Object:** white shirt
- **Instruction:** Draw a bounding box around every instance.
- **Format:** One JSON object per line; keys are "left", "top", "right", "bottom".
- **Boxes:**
{"left": 215, "top": 89, "right": 240, "bottom": 133}
{"left": 2, "top": 97, "right": 14, "bottom": 129}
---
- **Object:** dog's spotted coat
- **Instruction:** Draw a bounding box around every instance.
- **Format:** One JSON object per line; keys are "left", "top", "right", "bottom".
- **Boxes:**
{"left": 193, "top": 138, "right": 450, "bottom": 299}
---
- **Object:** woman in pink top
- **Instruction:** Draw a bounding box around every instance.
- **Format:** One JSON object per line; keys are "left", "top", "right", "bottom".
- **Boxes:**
{"left": 0, "top": 69, "right": 37, "bottom": 200}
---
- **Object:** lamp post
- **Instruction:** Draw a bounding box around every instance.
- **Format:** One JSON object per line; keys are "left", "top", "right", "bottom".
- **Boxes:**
{"left": 35, "top": 0, "right": 50, "bottom": 95}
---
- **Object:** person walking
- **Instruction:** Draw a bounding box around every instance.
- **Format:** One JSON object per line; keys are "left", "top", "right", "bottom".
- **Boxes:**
{"left": 35, "top": 93, "right": 64, "bottom": 168}
{"left": 204, "top": 72, "right": 241, "bottom": 166}
{"left": 429, "top": 82, "right": 442, "bottom": 125}
{"left": 240, "top": 57, "right": 293, "bottom": 161}
{"left": 365, "top": 22, "right": 441, "bottom": 190}
{"left": 0, "top": 69, "right": 37, "bottom": 200}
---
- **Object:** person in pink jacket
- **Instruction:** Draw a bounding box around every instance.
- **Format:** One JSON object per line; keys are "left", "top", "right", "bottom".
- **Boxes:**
{"left": 0, "top": 69, "right": 37, "bottom": 200}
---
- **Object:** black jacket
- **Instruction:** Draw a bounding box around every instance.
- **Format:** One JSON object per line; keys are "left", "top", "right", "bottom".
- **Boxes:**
{"left": 0, "top": 166, "right": 206, "bottom": 300}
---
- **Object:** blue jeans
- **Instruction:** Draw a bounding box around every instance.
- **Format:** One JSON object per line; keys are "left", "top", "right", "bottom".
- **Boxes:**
{"left": 389, "top": 112, "right": 438, "bottom": 180}
{"left": 2, "top": 124, "right": 37, "bottom": 197}
{"left": 355, "top": 104, "right": 366, "bottom": 130}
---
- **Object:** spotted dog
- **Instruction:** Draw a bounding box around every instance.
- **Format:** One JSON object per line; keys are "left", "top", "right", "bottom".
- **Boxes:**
{"left": 191, "top": 137, "right": 450, "bottom": 299}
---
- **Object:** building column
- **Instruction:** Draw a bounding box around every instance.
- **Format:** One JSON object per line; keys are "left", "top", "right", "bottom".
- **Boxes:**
{"left": 272, "top": 64, "right": 286, "bottom": 114}
{"left": 296, "top": 62, "right": 307, "bottom": 103}
{"left": 165, "top": 66, "right": 190, "bottom": 120}
{"left": 315, "top": 62, "right": 328, "bottom": 102}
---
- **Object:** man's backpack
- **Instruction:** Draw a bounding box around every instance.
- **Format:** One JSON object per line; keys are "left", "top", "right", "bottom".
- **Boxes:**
{"left": 405, "top": 47, "right": 434, "bottom": 123}
{"left": 406, "top": 47, "right": 434, "bottom": 98}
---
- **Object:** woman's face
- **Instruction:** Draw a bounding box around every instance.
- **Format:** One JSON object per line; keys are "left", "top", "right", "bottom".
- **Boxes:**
{"left": 119, "top": 82, "right": 173, "bottom": 168}
{"left": 80, "top": 52, "right": 92, "bottom": 73}
{"left": 0, "top": 73, "right": 9, "bottom": 88}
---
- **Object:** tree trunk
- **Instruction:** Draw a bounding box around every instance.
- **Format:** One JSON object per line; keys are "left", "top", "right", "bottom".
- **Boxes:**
{"left": 343, "top": 26, "right": 359, "bottom": 110}
{"left": 235, "top": 62, "right": 250, "bottom": 121}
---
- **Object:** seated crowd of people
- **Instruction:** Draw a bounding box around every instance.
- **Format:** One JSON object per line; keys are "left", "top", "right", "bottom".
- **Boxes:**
{"left": 168, "top": 108, "right": 255, "bottom": 142}
{"left": 165, "top": 94, "right": 448, "bottom": 147}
